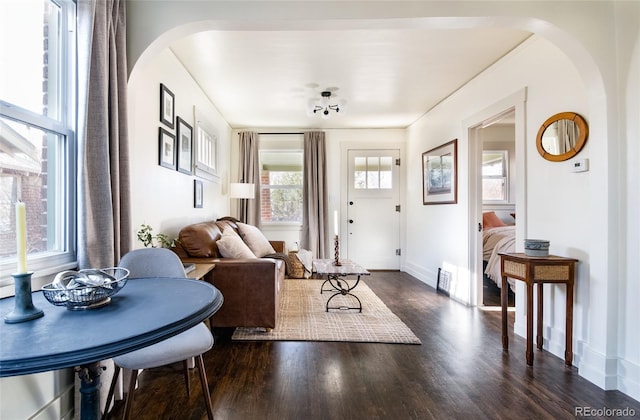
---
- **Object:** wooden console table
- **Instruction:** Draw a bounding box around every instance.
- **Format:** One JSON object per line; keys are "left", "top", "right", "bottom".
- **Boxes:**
{"left": 186, "top": 263, "right": 216, "bottom": 281}
{"left": 499, "top": 252, "right": 578, "bottom": 366}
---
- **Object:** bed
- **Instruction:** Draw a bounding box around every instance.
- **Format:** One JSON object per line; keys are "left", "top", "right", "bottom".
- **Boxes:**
{"left": 482, "top": 213, "right": 516, "bottom": 291}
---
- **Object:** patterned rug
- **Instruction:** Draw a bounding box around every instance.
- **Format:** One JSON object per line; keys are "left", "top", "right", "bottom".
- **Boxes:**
{"left": 231, "top": 279, "right": 421, "bottom": 344}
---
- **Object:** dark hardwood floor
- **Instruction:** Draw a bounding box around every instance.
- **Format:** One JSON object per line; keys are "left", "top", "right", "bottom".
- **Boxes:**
{"left": 106, "top": 271, "right": 639, "bottom": 420}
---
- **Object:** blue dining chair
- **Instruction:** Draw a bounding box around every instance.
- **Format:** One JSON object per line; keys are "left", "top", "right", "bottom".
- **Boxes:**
{"left": 103, "top": 248, "right": 216, "bottom": 420}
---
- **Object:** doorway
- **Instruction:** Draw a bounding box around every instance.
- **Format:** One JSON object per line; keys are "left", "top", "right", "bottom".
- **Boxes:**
{"left": 345, "top": 149, "right": 401, "bottom": 270}
{"left": 466, "top": 88, "right": 527, "bottom": 308}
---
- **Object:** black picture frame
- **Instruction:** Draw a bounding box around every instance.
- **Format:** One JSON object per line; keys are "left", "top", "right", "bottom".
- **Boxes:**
{"left": 194, "top": 180, "right": 203, "bottom": 208}
{"left": 160, "top": 83, "right": 175, "bottom": 129}
{"left": 422, "top": 139, "right": 458, "bottom": 205}
{"left": 436, "top": 268, "right": 451, "bottom": 296}
{"left": 158, "top": 127, "right": 176, "bottom": 170}
{"left": 176, "top": 116, "right": 193, "bottom": 175}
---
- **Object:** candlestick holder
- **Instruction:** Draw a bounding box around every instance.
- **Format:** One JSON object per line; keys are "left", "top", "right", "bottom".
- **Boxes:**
{"left": 333, "top": 235, "right": 341, "bottom": 266}
{"left": 4, "top": 272, "right": 44, "bottom": 324}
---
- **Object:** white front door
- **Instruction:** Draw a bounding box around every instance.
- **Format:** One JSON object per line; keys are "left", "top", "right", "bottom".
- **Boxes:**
{"left": 346, "top": 149, "right": 400, "bottom": 269}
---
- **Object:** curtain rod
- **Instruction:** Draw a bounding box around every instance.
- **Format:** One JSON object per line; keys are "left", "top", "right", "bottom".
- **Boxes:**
{"left": 257, "top": 132, "right": 305, "bottom": 135}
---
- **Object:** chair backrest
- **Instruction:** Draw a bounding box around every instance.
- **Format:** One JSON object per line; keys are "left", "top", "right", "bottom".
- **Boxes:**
{"left": 119, "top": 248, "right": 186, "bottom": 279}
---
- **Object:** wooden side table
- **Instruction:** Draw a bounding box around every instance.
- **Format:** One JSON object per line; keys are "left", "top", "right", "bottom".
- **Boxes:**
{"left": 186, "top": 263, "right": 216, "bottom": 281}
{"left": 499, "top": 252, "right": 578, "bottom": 366}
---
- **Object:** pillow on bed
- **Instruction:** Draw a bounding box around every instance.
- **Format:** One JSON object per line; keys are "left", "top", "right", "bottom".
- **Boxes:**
{"left": 483, "top": 211, "right": 506, "bottom": 230}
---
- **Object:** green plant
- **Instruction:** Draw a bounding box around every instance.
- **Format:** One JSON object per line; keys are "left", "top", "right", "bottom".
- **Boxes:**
{"left": 136, "top": 224, "right": 175, "bottom": 248}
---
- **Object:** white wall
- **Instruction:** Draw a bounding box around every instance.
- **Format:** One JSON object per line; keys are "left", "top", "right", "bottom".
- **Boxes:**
{"left": 405, "top": 33, "right": 600, "bottom": 381}
{"left": 127, "top": 49, "right": 232, "bottom": 246}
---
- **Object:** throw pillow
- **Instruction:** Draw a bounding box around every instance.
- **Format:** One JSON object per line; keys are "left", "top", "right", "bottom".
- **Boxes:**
{"left": 237, "top": 222, "right": 276, "bottom": 258}
{"left": 216, "top": 226, "right": 257, "bottom": 259}
{"left": 482, "top": 211, "right": 506, "bottom": 230}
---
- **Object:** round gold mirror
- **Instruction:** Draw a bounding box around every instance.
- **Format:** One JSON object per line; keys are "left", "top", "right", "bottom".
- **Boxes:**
{"left": 536, "top": 112, "right": 588, "bottom": 162}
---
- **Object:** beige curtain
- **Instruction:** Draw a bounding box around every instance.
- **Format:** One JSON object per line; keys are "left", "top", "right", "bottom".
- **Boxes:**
{"left": 77, "top": 0, "right": 131, "bottom": 269}
{"left": 301, "top": 131, "right": 328, "bottom": 258}
{"left": 238, "top": 131, "right": 261, "bottom": 226}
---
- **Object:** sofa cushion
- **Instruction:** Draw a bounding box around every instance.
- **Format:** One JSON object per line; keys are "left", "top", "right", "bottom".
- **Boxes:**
{"left": 237, "top": 222, "right": 276, "bottom": 257}
{"left": 178, "top": 222, "right": 221, "bottom": 257}
{"left": 217, "top": 226, "right": 257, "bottom": 259}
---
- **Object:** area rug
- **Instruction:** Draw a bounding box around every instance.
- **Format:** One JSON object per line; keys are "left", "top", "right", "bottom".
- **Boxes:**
{"left": 232, "top": 279, "right": 421, "bottom": 344}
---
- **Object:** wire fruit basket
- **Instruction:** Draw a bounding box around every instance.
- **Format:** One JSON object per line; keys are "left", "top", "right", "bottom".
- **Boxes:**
{"left": 42, "top": 267, "right": 129, "bottom": 310}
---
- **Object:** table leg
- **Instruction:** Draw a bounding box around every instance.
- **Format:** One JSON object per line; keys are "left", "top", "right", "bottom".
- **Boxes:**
{"left": 537, "top": 283, "right": 544, "bottom": 350}
{"left": 526, "top": 283, "right": 534, "bottom": 366}
{"left": 501, "top": 276, "right": 509, "bottom": 351}
{"left": 76, "top": 362, "right": 104, "bottom": 420}
{"left": 565, "top": 281, "right": 574, "bottom": 366}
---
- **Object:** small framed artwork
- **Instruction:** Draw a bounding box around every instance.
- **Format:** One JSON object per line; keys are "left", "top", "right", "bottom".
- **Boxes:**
{"left": 436, "top": 268, "right": 451, "bottom": 296}
{"left": 158, "top": 127, "right": 176, "bottom": 170}
{"left": 194, "top": 179, "right": 203, "bottom": 208}
{"left": 176, "top": 116, "right": 193, "bottom": 174}
{"left": 422, "top": 139, "right": 458, "bottom": 205}
{"left": 160, "top": 83, "right": 175, "bottom": 129}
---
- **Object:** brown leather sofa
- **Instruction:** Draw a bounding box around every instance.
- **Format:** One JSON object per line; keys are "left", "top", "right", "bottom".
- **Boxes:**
{"left": 171, "top": 218, "right": 285, "bottom": 330}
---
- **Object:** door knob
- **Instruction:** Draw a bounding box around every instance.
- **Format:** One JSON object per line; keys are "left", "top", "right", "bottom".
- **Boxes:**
{"left": 349, "top": 201, "right": 354, "bottom": 205}
{"left": 349, "top": 219, "right": 354, "bottom": 224}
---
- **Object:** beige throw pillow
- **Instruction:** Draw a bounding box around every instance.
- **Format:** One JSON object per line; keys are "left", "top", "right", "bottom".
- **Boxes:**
{"left": 217, "top": 226, "right": 257, "bottom": 259}
{"left": 237, "top": 223, "right": 276, "bottom": 257}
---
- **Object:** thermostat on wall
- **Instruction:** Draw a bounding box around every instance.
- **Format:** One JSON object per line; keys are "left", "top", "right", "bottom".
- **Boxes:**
{"left": 572, "top": 158, "right": 589, "bottom": 173}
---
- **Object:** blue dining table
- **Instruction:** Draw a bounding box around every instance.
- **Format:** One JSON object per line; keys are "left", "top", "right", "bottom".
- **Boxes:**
{"left": 0, "top": 277, "right": 223, "bottom": 420}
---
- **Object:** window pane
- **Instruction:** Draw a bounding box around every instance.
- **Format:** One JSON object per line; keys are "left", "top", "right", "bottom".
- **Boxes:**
{"left": 0, "top": 117, "right": 67, "bottom": 259}
{"left": 366, "top": 157, "right": 379, "bottom": 189}
{"left": 260, "top": 150, "right": 303, "bottom": 223}
{"left": 482, "top": 178, "right": 506, "bottom": 201}
{"left": 0, "top": 0, "right": 62, "bottom": 119}
{"left": 379, "top": 156, "right": 392, "bottom": 189}
{"left": 353, "top": 157, "right": 366, "bottom": 189}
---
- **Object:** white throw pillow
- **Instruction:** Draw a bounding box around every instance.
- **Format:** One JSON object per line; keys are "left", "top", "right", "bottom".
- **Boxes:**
{"left": 217, "top": 226, "right": 257, "bottom": 259}
{"left": 237, "top": 222, "right": 276, "bottom": 257}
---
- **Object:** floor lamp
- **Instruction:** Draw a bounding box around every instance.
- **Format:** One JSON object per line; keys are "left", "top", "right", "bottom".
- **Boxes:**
{"left": 229, "top": 182, "right": 255, "bottom": 223}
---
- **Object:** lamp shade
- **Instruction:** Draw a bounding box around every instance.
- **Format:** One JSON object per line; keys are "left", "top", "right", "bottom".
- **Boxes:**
{"left": 229, "top": 183, "right": 255, "bottom": 199}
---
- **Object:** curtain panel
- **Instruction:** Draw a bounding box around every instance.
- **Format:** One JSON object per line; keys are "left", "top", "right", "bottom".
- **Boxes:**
{"left": 238, "top": 131, "right": 261, "bottom": 226}
{"left": 77, "top": 0, "right": 131, "bottom": 269}
{"left": 302, "top": 131, "right": 328, "bottom": 258}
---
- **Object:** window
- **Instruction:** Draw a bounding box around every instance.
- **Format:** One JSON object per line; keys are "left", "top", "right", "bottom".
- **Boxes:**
{"left": 482, "top": 150, "right": 508, "bottom": 202}
{"left": 353, "top": 156, "right": 393, "bottom": 189}
{"left": 194, "top": 107, "right": 218, "bottom": 181}
{"left": 0, "top": 0, "right": 76, "bottom": 281}
{"left": 260, "top": 150, "right": 303, "bottom": 223}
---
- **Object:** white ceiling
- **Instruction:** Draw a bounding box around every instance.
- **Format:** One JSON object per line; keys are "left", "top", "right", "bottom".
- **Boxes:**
{"left": 169, "top": 27, "right": 531, "bottom": 130}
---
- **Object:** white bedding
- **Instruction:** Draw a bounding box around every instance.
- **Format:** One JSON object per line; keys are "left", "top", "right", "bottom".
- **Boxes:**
{"left": 483, "top": 225, "right": 516, "bottom": 290}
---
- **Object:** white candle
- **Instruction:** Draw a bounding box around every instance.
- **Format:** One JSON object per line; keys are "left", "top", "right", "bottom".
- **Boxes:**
{"left": 334, "top": 210, "right": 339, "bottom": 236}
{"left": 16, "top": 202, "right": 27, "bottom": 273}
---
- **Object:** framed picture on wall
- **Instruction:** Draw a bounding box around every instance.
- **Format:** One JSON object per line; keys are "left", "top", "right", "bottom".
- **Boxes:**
{"left": 158, "top": 127, "right": 176, "bottom": 170}
{"left": 160, "top": 83, "right": 175, "bottom": 129}
{"left": 436, "top": 268, "right": 451, "bottom": 296}
{"left": 194, "top": 180, "right": 204, "bottom": 208}
{"left": 176, "top": 116, "right": 193, "bottom": 175}
{"left": 422, "top": 139, "right": 458, "bottom": 205}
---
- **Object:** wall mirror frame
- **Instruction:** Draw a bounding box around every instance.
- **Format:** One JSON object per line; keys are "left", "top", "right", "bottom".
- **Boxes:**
{"left": 536, "top": 112, "right": 588, "bottom": 162}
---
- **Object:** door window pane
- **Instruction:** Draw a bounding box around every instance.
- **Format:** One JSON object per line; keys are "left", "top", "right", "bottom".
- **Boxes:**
{"left": 353, "top": 155, "right": 394, "bottom": 190}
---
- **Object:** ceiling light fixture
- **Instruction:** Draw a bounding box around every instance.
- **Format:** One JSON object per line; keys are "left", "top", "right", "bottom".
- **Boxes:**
{"left": 307, "top": 91, "right": 347, "bottom": 120}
